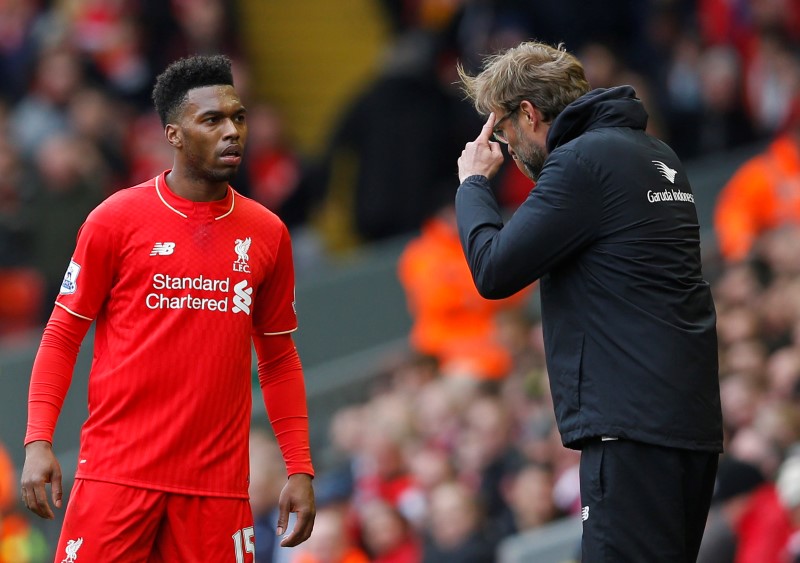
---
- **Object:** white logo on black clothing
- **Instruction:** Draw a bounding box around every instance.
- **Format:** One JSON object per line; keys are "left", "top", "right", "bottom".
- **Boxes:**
{"left": 233, "top": 237, "right": 251, "bottom": 272}
{"left": 61, "top": 537, "right": 83, "bottom": 562}
{"left": 652, "top": 160, "right": 677, "bottom": 184}
{"left": 232, "top": 280, "right": 253, "bottom": 314}
{"left": 60, "top": 260, "right": 81, "bottom": 295}
{"left": 581, "top": 506, "right": 590, "bottom": 522}
{"left": 647, "top": 189, "right": 694, "bottom": 204}
{"left": 150, "top": 242, "right": 176, "bottom": 256}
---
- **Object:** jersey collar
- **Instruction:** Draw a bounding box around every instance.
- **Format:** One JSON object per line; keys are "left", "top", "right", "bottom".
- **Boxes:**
{"left": 155, "top": 171, "right": 235, "bottom": 220}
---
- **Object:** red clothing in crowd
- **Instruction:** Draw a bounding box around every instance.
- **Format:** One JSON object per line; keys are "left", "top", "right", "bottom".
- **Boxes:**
{"left": 398, "top": 213, "right": 530, "bottom": 379}
{"left": 715, "top": 134, "right": 800, "bottom": 261}
{"left": 735, "top": 484, "right": 794, "bottom": 563}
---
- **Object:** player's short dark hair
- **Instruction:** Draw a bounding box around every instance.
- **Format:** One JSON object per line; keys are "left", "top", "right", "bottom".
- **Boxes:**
{"left": 151, "top": 54, "right": 234, "bottom": 126}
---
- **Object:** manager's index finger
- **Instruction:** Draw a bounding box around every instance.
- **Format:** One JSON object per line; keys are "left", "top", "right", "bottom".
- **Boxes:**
{"left": 477, "top": 112, "right": 496, "bottom": 142}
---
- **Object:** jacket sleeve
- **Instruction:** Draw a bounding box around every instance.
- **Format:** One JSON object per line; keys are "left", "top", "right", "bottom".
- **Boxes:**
{"left": 455, "top": 150, "right": 601, "bottom": 299}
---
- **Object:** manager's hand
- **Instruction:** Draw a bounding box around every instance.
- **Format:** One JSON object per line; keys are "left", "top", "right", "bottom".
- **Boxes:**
{"left": 458, "top": 112, "right": 505, "bottom": 183}
{"left": 21, "top": 440, "right": 62, "bottom": 520}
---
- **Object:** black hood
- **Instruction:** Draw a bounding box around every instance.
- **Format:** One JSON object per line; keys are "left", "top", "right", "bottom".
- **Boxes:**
{"left": 546, "top": 86, "right": 648, "bottom": 152}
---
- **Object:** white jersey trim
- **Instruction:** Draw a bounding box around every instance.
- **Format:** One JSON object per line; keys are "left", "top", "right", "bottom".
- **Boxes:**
{"left": 155, "top": 175, "right": 189, "bottom": 218}
{"left": 215, "top": 193, "right": 235, "bottom": 220}
{"left": 55, "top": 302, "right": 93, "bottom": 321}
{"left": 261, "top": 327, "right": 298, "bottom": 336}
{"left": 155, "top": 175, "right": 236, "bottom": 220}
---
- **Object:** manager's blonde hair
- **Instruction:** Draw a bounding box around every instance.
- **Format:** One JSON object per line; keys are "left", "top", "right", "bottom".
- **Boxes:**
{"left": 458, "top": 42, "right": 590, "bottom": 123}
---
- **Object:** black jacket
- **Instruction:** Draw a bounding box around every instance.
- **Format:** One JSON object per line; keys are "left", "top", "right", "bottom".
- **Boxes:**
{"left": 456, "top": 86, "right": 723, "bottom": 452}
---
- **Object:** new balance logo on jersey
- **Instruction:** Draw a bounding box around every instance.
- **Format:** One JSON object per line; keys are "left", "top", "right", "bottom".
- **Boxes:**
{"left": 233, "top": 237, "right": 251, "bottom": 272}
{"left": 652, "top": 160, "right": 677, "bottom": 184}
{"left": 61, "top": 537, "right": 83, "bottom": 562}
{"left": 581, "top": 506, "right": 590, "bottom": 522}
{"left": 150, "top": 242, "right": 176, "bottom": 256}
{"left": 232, "top": 280, "right": 253, "bottom": 314}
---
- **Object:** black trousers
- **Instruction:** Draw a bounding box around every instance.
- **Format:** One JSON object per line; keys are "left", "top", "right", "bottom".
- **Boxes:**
{"left": 579, "top": 439, "right": 719, "bottom": 563}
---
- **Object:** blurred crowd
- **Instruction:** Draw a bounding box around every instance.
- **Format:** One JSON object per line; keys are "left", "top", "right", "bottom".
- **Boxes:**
{"left": 4, "top": 0, "right": 800, "bottom": 562}
{"left": 4, "top": 0, "right": 800, "bottom": 333}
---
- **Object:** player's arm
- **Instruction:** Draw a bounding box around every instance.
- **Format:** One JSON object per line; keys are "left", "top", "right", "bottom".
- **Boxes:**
{"left": 253, "top": 332, "right": 315, "bottom": 547}
{"left": 21, "top": 305, "right": 91, "bottom": 519}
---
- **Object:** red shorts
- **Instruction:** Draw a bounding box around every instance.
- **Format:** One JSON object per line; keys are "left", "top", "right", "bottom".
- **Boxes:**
{"left": 54, "top": 479, "right": 255, "bottom": 563}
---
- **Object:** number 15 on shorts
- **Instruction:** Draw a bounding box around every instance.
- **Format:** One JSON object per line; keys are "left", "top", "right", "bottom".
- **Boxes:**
{"left": 233, "top": 526, "right": 254, "bottom": 562}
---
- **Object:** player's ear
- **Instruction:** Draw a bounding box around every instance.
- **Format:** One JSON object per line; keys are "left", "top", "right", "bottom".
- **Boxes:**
{"left": 165, "top": 124, "right": 183, "bottom": 148}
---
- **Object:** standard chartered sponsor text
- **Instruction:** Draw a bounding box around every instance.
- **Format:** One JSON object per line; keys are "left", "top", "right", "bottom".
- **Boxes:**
{"left": 147, "top": 273, "right": 232, "bottom": 311}
{"left": 152, "top": 273, "right": 230, "bottom": 291}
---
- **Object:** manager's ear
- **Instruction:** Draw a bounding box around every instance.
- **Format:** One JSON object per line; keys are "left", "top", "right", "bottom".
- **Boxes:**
{"left": 519, "top": 100, "right": 547, "bottom": 132}
{"left": 519, "top": 100, "right": 536, "bottom": 126}
{"left": 165, "top": 124, "right": 183, "bottom": 149}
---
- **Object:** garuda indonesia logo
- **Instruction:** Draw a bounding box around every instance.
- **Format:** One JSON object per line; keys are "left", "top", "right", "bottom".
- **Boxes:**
{"left": 652, "top": 160, "right": 677, "bottom": 184}
{"left": 233, "top": 237, "right": 251, "bottom": 273}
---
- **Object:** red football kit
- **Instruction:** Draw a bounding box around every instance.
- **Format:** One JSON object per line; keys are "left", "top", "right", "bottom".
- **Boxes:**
{"left": 25, "top": 171, "right": 313, "bottom": 497}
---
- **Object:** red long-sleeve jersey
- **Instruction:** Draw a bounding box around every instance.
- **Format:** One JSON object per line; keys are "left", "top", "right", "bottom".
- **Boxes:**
{"left": 26, "top": 171, "right": 313, "bottom": 497}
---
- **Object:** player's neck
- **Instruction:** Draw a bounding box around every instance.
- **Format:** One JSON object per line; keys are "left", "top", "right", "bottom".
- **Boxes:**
{"left": 165, "top": 169, "right": 228, "bottom": 202}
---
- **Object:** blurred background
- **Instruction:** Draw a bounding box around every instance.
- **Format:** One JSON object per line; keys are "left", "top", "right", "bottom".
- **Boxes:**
{"left": 1, "top": 0, "right": 800, "bottom": 562}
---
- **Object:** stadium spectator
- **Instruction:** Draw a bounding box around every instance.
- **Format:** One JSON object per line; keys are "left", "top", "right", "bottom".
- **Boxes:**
{"left": 290, "top": 506, "right": 368, "bottom": 563}
{"left": 420, "top": 480, "right": 496, "bottom": 563}
{"left": 67, "top": 86, "right": 130, "bottom": 190}
{"left": 697, "top": 456, "right": 766, "bottom": 563}
{"left": 21, "top": 131, "right": 106, "bottom": 312}
{"left": 714, "top": 101, "right": 800, "bottom": 263}
{"left": 9, "top": 47, "right": 84, "bottom": 159}
{"left": 453, "top": 392, "right": 524, "bottom": 540}
{"left": 776, "top": 454, "right": 800, "bottom": 561}
{"left": 398, "top": 201, "right": 531, "bottom": 380}
{"left": 239, "top": 103, "right": 318, "bottom": 229}
{"left": 744, "top": 28, "right": 800, "bottom": 137}
{"left": 350, "top": 397, "right": 420, "bottom": 522}
{"left": 124, "top": 112, "right": 175, "bottom": 184}
{"left": 0, "top": 0, "right": 42, "bottom": 103}
{"left": 0, "top": 132, "right": 29, "bottom": 267}
{"left": 356, "top": 498, "right": 421, "bottom": 563}
{"left": 317, "top": 29, "right": 481, "bottom": 245}
{"left": 61, "top": 0, "right": 152, "bottom": 104}
{"left": 731, "top": 474, "right": 795, "bottom": 563}
{"left": 500, "top": 462, "right": 561, "bottom": 535}
{"left": 673, "top": 44, "right": 757, "bottom": 159}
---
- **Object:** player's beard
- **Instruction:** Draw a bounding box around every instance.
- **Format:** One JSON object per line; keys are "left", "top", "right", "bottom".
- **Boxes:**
{"left": 206, "top": 166, "right": 238, "bottom": 183}
{"left": 186, "top": 153, "right": 239, "bottom": 184}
